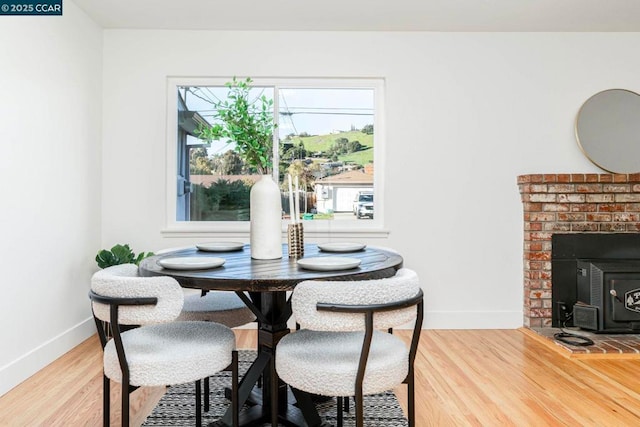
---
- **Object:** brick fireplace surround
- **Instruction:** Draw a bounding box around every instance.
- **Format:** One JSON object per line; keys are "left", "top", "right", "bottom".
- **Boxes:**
{"left": 518, "top": 173, "right": 640, "bottom": 328}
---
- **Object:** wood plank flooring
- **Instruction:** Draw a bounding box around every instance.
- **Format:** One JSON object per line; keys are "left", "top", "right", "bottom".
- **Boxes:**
{"left": 1, "top": 329, "right": 639, "bottom": 426}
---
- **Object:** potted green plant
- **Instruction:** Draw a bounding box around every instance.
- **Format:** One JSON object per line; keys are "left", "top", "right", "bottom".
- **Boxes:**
{"left": 95, "top": 244, "right": 154, "bottom": 269}
{"left": 195, "top": 77, "right": 275, "bottom": 174}
{"left": 196, "top": 77, "right": 283, "bottom": 260}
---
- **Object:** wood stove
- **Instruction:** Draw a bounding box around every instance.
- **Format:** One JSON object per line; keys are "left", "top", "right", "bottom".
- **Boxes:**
{"left": 552, "top": 233, "right": 640, "bottom": 332}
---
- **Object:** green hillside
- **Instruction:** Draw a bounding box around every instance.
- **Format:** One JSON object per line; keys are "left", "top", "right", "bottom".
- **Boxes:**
{"left": 285, "top": 130, "right": 374, "bottom": 166}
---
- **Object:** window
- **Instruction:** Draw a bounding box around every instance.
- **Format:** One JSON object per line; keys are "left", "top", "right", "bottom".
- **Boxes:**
{"left": 165, "top": 77, "right": 385, "bottom": 235}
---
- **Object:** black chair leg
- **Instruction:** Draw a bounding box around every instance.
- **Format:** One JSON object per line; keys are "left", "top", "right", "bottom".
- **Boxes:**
{"left": 103, "top": 375, "right": 110, "bottom": 427}
{"left": 121, "top": 382, "right": 129, "bottom": 427}
{"left": 344, "top": 396, "right": 350, "bottom": 412}
{"left": 270, "top": 354, "right": 278, "bottom": 427}
{"left": 232, "top": 350, "right": 239, "bottom": 427}
{"left": 337, "top": 397, "right": 344, "bottom": 427}
{"left": 196, "top": 379, "right": 202, "bottom": 427}
{"left": 407, "top": 375, "right": 415, "bottom": 427}
{"left": 355, "top": 391, "right": 364, "bottom": 427}
{"left": 204, "top": 377, "right": 210, "bottom": 412}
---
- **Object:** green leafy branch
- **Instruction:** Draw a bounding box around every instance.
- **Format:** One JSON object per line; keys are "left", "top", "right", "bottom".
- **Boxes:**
{"left": 95, "top": 244, "right": 154, "bottom": 269}
{"left": 195, "top": 77, "right": 276, "bottom": 175}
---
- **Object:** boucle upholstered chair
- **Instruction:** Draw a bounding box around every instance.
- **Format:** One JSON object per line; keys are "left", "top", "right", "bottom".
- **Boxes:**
{"left": 178, "top": 290, "right": 256, "bottom": 325}
{"left": 276, "top": 268, "right": 423, "bottom": 427}
{"left": 156, "top": 247, "right": 256, "bottom": 410}
{"left": 177, "top": 289, "right": 255, "bottom": 411}
{"left": 155, "top": 247, "right": 256, "bottom": 326}
{"left": 89, "top": 264, "right": 239, "bottom": 427}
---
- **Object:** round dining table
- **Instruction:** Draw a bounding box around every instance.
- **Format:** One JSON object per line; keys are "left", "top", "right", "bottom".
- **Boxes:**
{"left": 139, "top": 243, "right": 403, "bottom": 427}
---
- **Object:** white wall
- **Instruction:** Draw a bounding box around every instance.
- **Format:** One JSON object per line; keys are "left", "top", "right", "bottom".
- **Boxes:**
{"left": 101, "top": 30, "right": 640, "bottom": 330}
{"left": 0, "top": 2, "right": 102, "bottom": 396}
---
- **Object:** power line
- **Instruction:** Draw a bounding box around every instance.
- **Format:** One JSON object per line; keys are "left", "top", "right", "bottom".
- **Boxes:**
{"left": 279, "top": 91, "right": 299, "bottom": 136}
{"left": 280, "top": 111, "right": 373, "bottom": 116}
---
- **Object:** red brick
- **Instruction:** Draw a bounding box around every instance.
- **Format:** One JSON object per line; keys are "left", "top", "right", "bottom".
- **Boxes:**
{"left": 530, "top": 212, "right": 556, "bottom": 221}
{"left": 530, "top": 308, "right": 552, "bottom": 318}
{"left": 530, "top": 184, "right": 549, "bottom": 193}
{"left": 586, "top": 194, "right": 615, "bottom": 203}
{"left": 616, "top": 194, "right": 640, "bottom": 202}
{"left": 529, "top": 194, "right": 557, "bottom": 203}
{"left": 524, "top": 242, "right": 543, "bottom": 251}
{"left": 530, "top": 174, "right": 544, "bottom": 183}
{"left": 529, "top": 232, "right": 553, "bottom": 241}
{"left": 600, "top": 223, "right": 627, "bottom": 232}
{"left": 525, "top": 222, "right": 543, "bottom": 231}
{"left": 527, "top": 271, "right": 540, "bottom": 279}
{"left": 597, "top": 203, "right": 624, "bottom": 212}
{"left": 517, "top": 175, "right": 532, "bottom": 184}
{"left": 613, "top": 174, "right": 629, "bottom": 183}
{"left": 543, "top": 203, "right": 569, "bottom": 212}
{"left": 613, "top": 213, "right": 640, "bottom": 222}
{"left": 603, "top": 184, "right": 630, "bottom": 193}
{"left": 526, "top": 251, "right": 551, "bottom": 261}
{"left": 585, "top": 174, "right": 600, "bottom": 182}
{"left": 576, "top": 184, "right": 603, "bottom": 193}
{"left": 548, "top": 184, "right": 575, "bottom": 193}
{"left": 626, "top": 224, "right": 640, "bottom": 231}
{"left": 626, "top": 203, "right": 640, "bottom": 211}
{"left": 558, "top": 194, "right": 586, "bottom": 203}
{"left": 629, "top": 173, "right": 640, "bottom": 182}
{"left": 570, "top": 174, "right": 586, "bottom": 182}
{"left": 571, "top": 223, "right": 599, "bottom": 232}
{"left": 586, "top": 213, "right": 612, "bottom": 221}
{"left": 557, "top": 174, "right": 571, "bottom": 183}
{"left": 558, "top": 213, "right": 586, "bottom": 221}
{"left": 599, "top": 175, "right": 613, "bottom": 182}
{"left": 570, "top": 204, "right": 598, "bottom": 212}
{"left": 523, "top": 202, "right": 542, "bottom": 212}
{"left": 543, "top": 174, "right": 558, "bottom": 182}
{"left": 544, "top": 223, "right": 571, "bottom": 232}
{"left": 527, "top": 261, "right": 546, "bottom": 270}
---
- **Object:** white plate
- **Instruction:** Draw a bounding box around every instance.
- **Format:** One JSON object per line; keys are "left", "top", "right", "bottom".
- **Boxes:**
{"left": 196, "top": 242, "right": 245, "bottom": 252}
{"left": 158, "top": 257, "right": 225, "bottom": 270}
{"left": 317, "top": 242, "right": 366, "bottom": 253}
{"left": 297, "top": 256, "right": 361, "bottom": 271}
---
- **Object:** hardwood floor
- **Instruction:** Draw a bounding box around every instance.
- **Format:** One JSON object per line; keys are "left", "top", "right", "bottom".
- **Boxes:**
{"left": 1, "top": 329, "right": 639, "bottom": 426}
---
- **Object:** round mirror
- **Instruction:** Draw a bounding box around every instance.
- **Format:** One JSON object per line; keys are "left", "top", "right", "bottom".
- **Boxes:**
{"left": 575, "top": 89, "right": 640, "bottom": 173}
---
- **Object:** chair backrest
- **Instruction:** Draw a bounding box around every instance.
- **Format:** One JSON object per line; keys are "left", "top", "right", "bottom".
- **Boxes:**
{"left": 91, "top": 264, "right": 184, "bottom": 325}
{"left": 292, "top": 268, "right": 421, "bottom": 331}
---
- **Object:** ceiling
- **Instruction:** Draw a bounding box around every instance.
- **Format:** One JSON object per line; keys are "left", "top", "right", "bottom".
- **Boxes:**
{"left": 72, "top": 0, "right": 640, "bottom": 32}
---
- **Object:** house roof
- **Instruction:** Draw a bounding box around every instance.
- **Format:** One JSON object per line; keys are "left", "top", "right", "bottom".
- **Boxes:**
{"left": 316, "top": 170, "right": 373, "bottom": 185}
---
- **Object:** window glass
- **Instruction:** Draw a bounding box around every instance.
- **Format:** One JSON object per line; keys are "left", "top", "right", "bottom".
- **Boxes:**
{"left": 173, "top": 80, "right": 378, "bottom": 226}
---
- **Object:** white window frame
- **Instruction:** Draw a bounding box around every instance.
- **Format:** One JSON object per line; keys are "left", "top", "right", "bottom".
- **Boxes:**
{"left": 163, "top": 76, "right": 387, "bottom": 238}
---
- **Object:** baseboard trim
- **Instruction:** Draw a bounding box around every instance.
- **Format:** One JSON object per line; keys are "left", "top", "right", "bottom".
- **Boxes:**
{"left": 425, "top": 310, "right": 523, "bottom": 329}
{"left": 0, "top": 317, "right": 95, "bottom": 397}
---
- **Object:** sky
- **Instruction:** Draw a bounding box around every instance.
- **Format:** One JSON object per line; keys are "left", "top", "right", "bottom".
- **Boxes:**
{"left": 182, "top": 85, "right": 374, "bottom": 155}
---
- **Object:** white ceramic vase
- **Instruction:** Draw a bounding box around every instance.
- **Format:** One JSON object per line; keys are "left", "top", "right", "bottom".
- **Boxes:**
{"left": 250, "top": 174, "right": 283, "bottom": 259}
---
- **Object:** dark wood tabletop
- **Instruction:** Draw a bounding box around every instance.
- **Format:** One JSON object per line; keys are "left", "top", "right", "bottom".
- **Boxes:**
{"left": 138, "top": 244, "right": 403, "bottom": 291}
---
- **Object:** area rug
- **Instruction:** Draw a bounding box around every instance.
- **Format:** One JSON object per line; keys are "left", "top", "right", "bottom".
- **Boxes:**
{"left": 143, "top": 350, "right": 408, "bottom": 426}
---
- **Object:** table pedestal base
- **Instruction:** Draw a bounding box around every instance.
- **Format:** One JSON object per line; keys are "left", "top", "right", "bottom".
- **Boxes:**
{"left": 215, "top": 292, "right": 323, "bottom": 427}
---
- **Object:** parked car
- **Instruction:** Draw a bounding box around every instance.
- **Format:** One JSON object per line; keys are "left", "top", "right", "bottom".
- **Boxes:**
{"left": 353, "top": 192, "right": 374, "bottom": 219}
